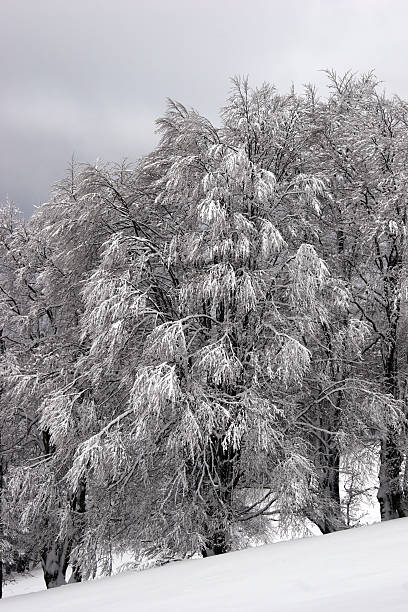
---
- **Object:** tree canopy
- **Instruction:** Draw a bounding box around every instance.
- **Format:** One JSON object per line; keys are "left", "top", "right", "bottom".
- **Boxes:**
{"left": 1, "top": 72, "right": 408, "bottom": 590}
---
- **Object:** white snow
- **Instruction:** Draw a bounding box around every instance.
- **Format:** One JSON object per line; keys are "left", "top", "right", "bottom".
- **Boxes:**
{"left": 3, "top": 518, "right": 408, "bottom": 611}
{"left": 2, "top": 567, "right": 44, "bottom": 599}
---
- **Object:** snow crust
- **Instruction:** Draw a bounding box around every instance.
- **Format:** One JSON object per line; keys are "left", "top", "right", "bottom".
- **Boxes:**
{"left": 3, "top": 518, "right": 408, "bottom": 611}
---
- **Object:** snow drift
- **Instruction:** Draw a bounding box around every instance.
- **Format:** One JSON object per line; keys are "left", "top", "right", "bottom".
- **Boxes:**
{"left": 3, "top": 518, "right": 408, "bottom": 611}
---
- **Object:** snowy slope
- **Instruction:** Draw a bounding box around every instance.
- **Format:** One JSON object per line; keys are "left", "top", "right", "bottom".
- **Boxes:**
{"left": 3, "top": 518, "right": 408, "bottom": 611}
{"left": 2, "top": 567, "right": 44, "bottom": 599}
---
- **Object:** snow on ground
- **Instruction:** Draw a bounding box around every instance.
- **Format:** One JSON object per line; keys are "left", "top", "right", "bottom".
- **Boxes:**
{"left": 2, "top": 567, "right": 44, "bottom": 599}
{"left": 3, "top": 517, "right": 408, "bottom": 611}
{"left": 2, "top": 552, "right": 134, "bottom": 599}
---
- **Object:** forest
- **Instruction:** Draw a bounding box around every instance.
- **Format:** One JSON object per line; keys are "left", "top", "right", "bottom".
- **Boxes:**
{"left": 1, "top": 71, "right": 408, "bottom": 593}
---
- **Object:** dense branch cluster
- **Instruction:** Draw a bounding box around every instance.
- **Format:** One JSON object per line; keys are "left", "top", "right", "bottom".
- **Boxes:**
{"left": 1, "top": 72, "right": 408, "bottom": 590}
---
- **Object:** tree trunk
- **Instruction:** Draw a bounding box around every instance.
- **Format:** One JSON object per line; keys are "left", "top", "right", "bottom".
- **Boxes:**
{"left": 376, "top": 247, "right": 408, "bottom": 520}
{"left": 41, "top": 538, "right": 71, "bottom": 589}
{"left": 40, "top": 427, "right": 80, "bottom": 587}
{"left": 313, "top": 441, "right": 347, "bottom": 534}
{"left": 309, "top": 396, "right": 347, "bottom": 534}
{"left": 377, "top": 312, "right": 408, "bottom": 520}
{"left": 201, "top": 433, "right": 237, "bottom": 557}
{"left": 377, "top": 435, "right": 408, "bottom": 520}
{"left": 68, "top": 480, "right": 86, "bottom": 583}
{"left": 202, "top": 530, "right": 229, "bottom": 557}
{"left": 319, "top": 445, "right": 345, "bottom": 534}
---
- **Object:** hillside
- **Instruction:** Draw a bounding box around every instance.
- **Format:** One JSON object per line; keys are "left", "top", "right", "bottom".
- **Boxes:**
{"left": 3, "top": 518, "right": 408, "bottom": 611}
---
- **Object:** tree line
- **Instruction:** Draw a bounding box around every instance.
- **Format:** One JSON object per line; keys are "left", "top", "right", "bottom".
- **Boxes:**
{"left": 1, "top": 72, "right": 408, "bottom": 592}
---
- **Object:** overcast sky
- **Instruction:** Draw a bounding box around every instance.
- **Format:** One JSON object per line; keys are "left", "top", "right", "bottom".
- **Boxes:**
{"left": 1, "top": 0, "right": 408, "bottom": 215}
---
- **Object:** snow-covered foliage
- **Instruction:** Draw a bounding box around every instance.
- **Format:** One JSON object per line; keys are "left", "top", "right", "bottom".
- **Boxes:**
{"left": 2, "top": 73, "right": 408, "bottom": 592}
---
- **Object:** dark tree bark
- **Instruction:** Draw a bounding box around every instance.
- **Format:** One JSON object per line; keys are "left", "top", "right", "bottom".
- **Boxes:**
{"left": 69, "top": 480, "right": 86, "bottom": 583}
{"left": 377, "top": 253, "right": 408, "bottom": 521}
{"left": 312, "top": 429, "right": 347, "bottom": 534}
{"left": 201, "top": 433, "right": 237, "bottom": 557}
{"left": 41, "top": 538, "right": 71, "bottom": 589}
{"left": 377, "top": 435, "right": 408, "bottom": 520}
{"left": 40, "top": 428, "right": 75, "bottom": 588}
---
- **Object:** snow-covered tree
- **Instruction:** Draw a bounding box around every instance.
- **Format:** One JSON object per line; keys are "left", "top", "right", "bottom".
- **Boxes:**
{"left": 65, "top": 86, "right": 374, "bottom": 563}
{"left": 304, "top": 72, "right": 408, "bottom": 521}
{"left": 4, "top": 73, "right": 408, "bottom": 587}
{"left": 0, "top": 161, "right": 144, "bottom": 587}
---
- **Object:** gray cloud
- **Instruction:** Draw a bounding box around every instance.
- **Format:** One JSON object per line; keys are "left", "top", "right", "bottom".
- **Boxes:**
{"left": 1, "top": 0, "right": 408, "bottom": 214}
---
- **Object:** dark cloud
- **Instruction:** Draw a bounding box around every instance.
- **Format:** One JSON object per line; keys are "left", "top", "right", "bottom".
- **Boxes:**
{"left": 1, "top": 0, "right": 407, "bottom": 214}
